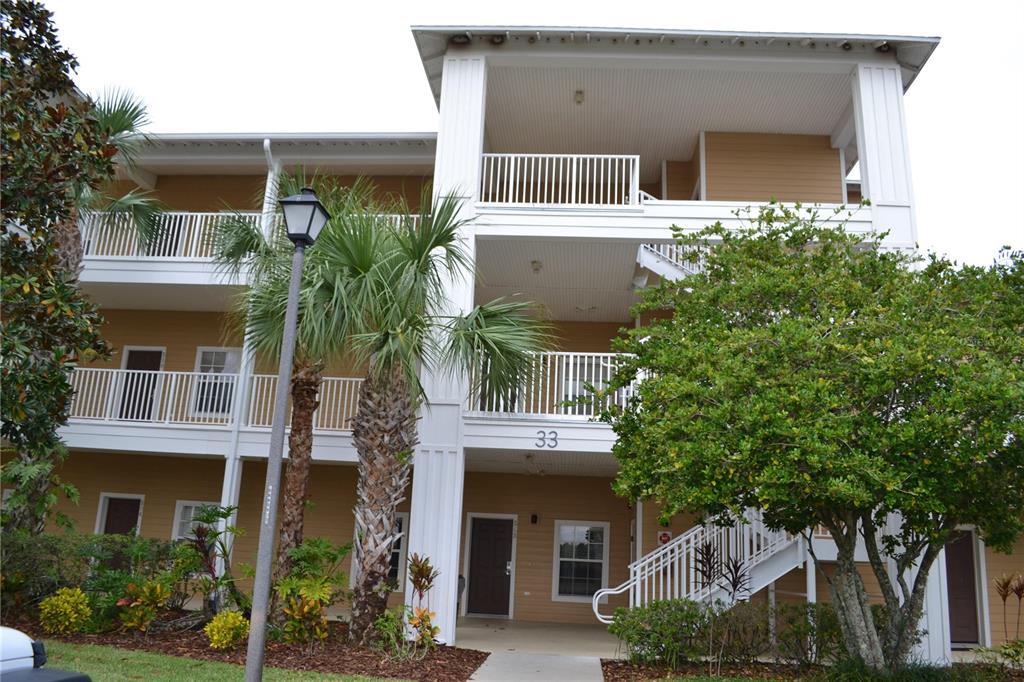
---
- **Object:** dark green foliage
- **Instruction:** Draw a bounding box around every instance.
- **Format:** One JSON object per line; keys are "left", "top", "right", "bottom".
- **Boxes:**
{"left": 599, "top": 203, "right": 1024, "bottom": 669}
{"left": 609, "top": 599, "right": 707, "bottom": 667}
{"left": 774, "top": 602, "right": 844, "bottom": 666}
{"left": 818, "top": 659, "right": 1008, "bottom": 681}
{"left": 717, "top": 601, "right": 772, "bottom": 664}
{"left": 1, "top": 0, "right": 115, "bottom": 534}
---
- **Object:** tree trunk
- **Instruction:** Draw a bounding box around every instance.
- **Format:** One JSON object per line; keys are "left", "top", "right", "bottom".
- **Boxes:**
{"left": 273, "top": 364, "right": 322, "bottom": 582}
{"left": 349, "top": 366, "right": 417, "bottom": 645}
{"left": 52, "top": 211, "right": 84, "bottom": 281}
{"left": 827, "top": 534, "right": 888, "bottom": 670}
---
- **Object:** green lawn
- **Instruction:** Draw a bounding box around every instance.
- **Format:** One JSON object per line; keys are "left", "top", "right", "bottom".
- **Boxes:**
{"left": 45, "top": 640, "right": 409, "bottom": 682}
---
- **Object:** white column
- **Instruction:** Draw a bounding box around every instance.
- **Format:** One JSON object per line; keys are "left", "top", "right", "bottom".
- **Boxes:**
{"left": 851, "top": 64, "right": 917, "bottom": 249}
{"left": 912, "top": 550, "right": 952, "bottom": 664}
{"left": 405, "top": 54, "right": 487, "bottom": 645}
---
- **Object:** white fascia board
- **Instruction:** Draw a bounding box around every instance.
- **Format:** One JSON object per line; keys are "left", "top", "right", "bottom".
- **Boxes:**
{"left": 462, "top": 416, "right": 616, "bottom": 453}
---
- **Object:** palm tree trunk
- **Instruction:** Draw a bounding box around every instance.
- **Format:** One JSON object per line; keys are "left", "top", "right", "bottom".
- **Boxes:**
{"left": 274, "top": 364, "right": 323, "bottom": 582}
{"left": 349, "top": 366, "right": 417, "bottom": 645}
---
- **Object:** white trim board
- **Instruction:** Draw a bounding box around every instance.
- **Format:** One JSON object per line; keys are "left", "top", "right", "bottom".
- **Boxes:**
{"left": 551, "top": 519, "right": 610, "bottom": 604}
{"left": 461, "top": 512, "right": 518, "bottom": 619}
{"left": 94, "top": 492, "right": 146, "bottom": 535}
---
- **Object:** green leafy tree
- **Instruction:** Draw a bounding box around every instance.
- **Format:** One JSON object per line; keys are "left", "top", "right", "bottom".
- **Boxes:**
{"left": 1, "top": 0, "right": 113, "bottom": 533}
{"left": 599, "top": 203, "right": 1024, "bottom": 671}
{"left": 1, "top": 1, "right": 162, "bottom": 534}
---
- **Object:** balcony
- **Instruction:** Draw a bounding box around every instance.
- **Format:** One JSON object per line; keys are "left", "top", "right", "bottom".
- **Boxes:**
{"left": 463, "top": 351, "right": 632, "bottom": 453}
{"left": 474, "top": 152, "right": 877, "bottom": 244}
{"left": 64, "top": 368, "right": 363, "bottom": 461}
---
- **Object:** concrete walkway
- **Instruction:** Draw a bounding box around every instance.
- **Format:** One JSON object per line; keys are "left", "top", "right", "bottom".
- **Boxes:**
{"left": 470, "top": 651, "right": 603, "bottom": 681}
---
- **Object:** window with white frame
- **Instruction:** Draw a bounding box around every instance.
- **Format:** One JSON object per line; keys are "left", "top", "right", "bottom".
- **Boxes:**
{"left": 553, "top": 520, "right": 609, "bottom": 600}
{"left": 173, "top": 500, "right": 218, "bottom": 541}
{"left": 387, "top": 513, "right": 409, "bottom": 588}
{"left": 193, "top": 348, "right": 241, "bottom": 415}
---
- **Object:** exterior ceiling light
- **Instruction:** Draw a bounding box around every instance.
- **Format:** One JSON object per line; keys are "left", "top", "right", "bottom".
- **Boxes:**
{"left": 574, "top": 90, "right": 585, "bottom": 105}
{"left": 531, "top": 260, "right": 542, "bottom": 274}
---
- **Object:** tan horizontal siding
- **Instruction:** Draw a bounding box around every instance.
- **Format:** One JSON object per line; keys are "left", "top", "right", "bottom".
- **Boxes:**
{"left": 664, "top": 157, "right": 698, "bottom": 200}
{"left": 48, "top": 451, "right": 226, "bottom": 538}
{"left": 704, "top": 133, "right": 842, "bottom": 203}
{"left": 461, "top": 472, "right": 633, "bottom": 623}
{"left": 551, "top": 321, "right": 627, "bottom": 353}
{"left": 985, "top": 537, "right": 1024, "bottom": 646}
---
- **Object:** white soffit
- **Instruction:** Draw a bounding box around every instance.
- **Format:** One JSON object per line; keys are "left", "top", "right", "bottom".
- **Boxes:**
{"left": 475, "top": 239, "right": 640, "bottom": 322}
{"left": 412, "top": 25, "right": 940, "bottom": 106}
{"left": 465, "top": 447, "right": 620, "bottom": 477}
{"left": 485, "top": 66, "right": 852, "bottom": 183}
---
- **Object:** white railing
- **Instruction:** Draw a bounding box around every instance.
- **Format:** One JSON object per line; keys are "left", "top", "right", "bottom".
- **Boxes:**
{"left": 468, "top": 351, "right": 633, "bottom": 419}
{"left": 69, "top": 368, "right": 240, "bottom": 426}
{"left": 80, "top": 211, "right": 262, "bottom": 260}
{"left": 479, "top": 154, "right": 640, "bottom": 207}
{"left": 246, "top": 374, "right": 363, "bottom": 432}
{"left": 593, "top": 510, "right": 793, "bottom": 623}
{"left": 641, "top": 243, "right": 708, "bottom": 277}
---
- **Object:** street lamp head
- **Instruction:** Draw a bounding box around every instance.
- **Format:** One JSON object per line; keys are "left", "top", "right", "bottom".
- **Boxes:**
{"left": 279, "top": 187, "right": 330, "bottom": 246}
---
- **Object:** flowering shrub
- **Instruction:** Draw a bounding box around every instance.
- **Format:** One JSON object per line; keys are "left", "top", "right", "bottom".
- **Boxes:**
{"left": 118, "top": 580, "right": 170, "bottom": 633}
{"left": 204, "top": 610, "right": 249, "bottom": 650}
{"left": 39, "top": 587, "right": 92, "bottom": 635}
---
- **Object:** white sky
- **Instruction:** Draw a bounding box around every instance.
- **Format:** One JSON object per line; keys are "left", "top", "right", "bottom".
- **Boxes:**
{"left": 45, "top": 0, "right": 1023, "bottom": 265}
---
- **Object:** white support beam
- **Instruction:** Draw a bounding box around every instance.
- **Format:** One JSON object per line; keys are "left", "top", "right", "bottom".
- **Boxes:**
{"left": 830, "top": 104, "right": 857, "bottom": 151}
{"left": 851, "top": 64, "right": 917, "bottom": 248}
{"left": 406, "top": 54, "right": 488, "bottom": 646}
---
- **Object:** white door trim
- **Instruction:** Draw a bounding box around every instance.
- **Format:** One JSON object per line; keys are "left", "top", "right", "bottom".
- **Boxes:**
{"left": 461, "top": 512, "right": 518, "bottom": 619}
{"left": 119, "top": 346, "right": 167, "bottom": 370}
{"left": 95, "top": 492, "right": 146, "bottom": 535}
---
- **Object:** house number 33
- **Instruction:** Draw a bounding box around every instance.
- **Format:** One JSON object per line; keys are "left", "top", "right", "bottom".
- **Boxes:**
{"left": 535, "top": 430, "right": 558, "bottom": 448}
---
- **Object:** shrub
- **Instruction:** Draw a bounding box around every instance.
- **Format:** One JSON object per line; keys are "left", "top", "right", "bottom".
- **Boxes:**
{"left": 774, "top": 602, "right": 843, "bottom": 666}
{"left": 204, "top": 610, "right": 249, "bottom": 650}
{"left": 280, "top": 596, "right": 329, "bottom": 648}
{"left": 118, "top": 580, "right": 171, "bottom": 633}
{"left": 39, "top": 587, "right": 92, "bottom": 635}
{"left": 273, "top": 538, "right": 350, "bottom": 650}
{"left": 609, "top": 599, "right": 706, "bottom": 667}
{"left": 374, "top": 606, "right": 416, "bottom": 661}
{"left": 718, "top": 600, "right": 772, "bottom": 664}
{"left": 820, "top": 658, "right": 1006, "bottom": 681}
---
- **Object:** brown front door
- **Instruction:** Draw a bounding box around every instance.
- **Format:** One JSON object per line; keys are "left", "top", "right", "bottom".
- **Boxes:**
{"left": 119, "top": 349, "right": 163, "bottom": 420}
{"left": 467, "top": 517, "right": 514, "bottom": 616}
{"left": 102, "top": 497, "right": 141, "bottom": 535}
{"left": 945, "top": 531, "right": 980, "bottom": 645}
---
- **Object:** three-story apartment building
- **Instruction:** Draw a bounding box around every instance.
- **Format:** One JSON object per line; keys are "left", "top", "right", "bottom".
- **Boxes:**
{"left": 32, "top": 26, "right": 1021, "bottom": 660}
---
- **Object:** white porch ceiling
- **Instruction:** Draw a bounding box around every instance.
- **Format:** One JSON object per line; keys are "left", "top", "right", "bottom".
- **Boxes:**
{"left": 81, "top": 282, "right": 240, "bottom": 312}
{"left": 475, "top": 238, "right": 640, "bottom": 322}
{"left": 465, "top": 447, "right": 619, "bottom": 477}
{"left": 485, "top": 66, "right": 853, "bottom": 183}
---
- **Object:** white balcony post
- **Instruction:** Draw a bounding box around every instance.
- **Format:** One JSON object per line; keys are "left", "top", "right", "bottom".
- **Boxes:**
{"left": 852, "top": 64, "right": 917, "bottom": 249}
{"left": 406, "top": 53, "right": 487, "bottom": 645}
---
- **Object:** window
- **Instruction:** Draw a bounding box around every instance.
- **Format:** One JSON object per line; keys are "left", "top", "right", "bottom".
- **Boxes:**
{"left": 553, "top": 520, "right": 609, "bottom": 601}
{"left": 173, "top": 500, "right": 218, "bottom": 541}
{"left": 387, "top": 513, "right": 409, "bottom": 588}
{"left": 193, "top": 348, "right": 241, "bottom": 416}
{"left": 352, "top": 512, "right": 409, "bottom": 591}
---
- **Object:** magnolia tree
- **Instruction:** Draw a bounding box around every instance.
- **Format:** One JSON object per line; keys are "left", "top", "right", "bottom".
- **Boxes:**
{"left": 599, "top": 204, "right": 1024, "bottom": 671}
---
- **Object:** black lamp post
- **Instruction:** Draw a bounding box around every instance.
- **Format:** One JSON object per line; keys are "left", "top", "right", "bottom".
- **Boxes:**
{"left": 244, "top": 187, "right": 329, "bottom": 682}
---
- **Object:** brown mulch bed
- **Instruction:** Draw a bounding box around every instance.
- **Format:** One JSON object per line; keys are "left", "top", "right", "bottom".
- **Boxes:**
{"left": 14, "top": 617, "right": 488, "bottom": 682}
{"left": 602, "top": 659, "right": 816, "bottom": 680}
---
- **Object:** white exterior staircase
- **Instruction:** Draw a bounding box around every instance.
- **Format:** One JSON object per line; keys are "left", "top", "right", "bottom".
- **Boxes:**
{"left": 592, "top": 510, "right": 805, "bottom": 623}
{"left": 634, "top": 243, "right": 706, "bottom": 287}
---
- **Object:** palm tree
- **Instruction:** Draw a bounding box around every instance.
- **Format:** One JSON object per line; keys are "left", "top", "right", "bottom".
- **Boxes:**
{"left": 54, "top": 88, "right": 164, "bottom": 278}
{"left": 313, "top": 190, "right": 553, "bottom": 644}
{"left": 214, "top": 172, "right": 374, "bottom": 582}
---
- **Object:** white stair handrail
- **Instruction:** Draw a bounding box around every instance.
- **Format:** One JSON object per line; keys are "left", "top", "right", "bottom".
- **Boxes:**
{"left": 593, "top": 509, "right": 793, "bottom": 623}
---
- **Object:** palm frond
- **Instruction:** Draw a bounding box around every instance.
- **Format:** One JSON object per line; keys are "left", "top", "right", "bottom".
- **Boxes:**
{"left": 85, "top": 188, "right": 166, "bottom": 252}
{"left": 443, "top": 297, "right": 555, "bottom": 398}
{"left": 92, "top": 88, "right": 150, "bottom": 166}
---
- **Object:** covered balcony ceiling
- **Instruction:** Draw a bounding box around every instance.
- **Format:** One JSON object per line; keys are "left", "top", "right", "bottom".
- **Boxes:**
{"left": 484, "top": 64, "right": 854, "bottom": 183}
{"left": 81, "top": 282, "right": 241, "bottom": 312}
{"left": 475, "top": 238, "right": 643, "bottom": 323}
